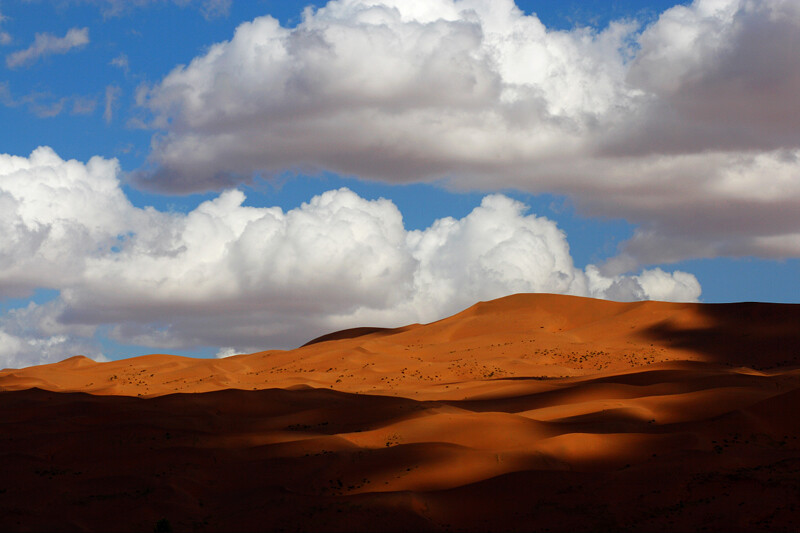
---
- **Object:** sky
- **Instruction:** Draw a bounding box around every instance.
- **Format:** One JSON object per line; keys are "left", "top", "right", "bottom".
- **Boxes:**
{"left": 1, "top": 0, "right": 799, "bottom": 368}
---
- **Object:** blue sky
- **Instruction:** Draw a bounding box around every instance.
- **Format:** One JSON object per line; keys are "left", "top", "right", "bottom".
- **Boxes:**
{"left": 0, "top": 0, "right": 798, "bottom": 367}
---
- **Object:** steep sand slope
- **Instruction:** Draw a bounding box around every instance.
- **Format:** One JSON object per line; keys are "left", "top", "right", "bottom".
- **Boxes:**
{"left": 1, "top": 294, "right": 800, "bottom": 531}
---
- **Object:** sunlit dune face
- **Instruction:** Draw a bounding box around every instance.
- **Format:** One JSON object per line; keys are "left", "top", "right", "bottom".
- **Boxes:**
{"left": 3, "top": 293, "right": 798, "bottom": 398}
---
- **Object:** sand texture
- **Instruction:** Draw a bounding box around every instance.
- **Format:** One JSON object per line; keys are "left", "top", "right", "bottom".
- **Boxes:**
{"left": 1, "top": 293, "right": 800, "bottom": 531}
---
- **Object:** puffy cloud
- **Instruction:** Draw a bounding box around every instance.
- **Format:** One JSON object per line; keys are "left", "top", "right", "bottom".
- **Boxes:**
{"left": 0, "top": 301, "right": 105, "bottom": 370}
{"left": 404, "top": 194, "right": 586, "bottom": 319}
{"left": 0, "top": 147, "right": 699, "bottom": 367}
{"left": 621, "top": 0, "right": 800, "bottom": 152}
{"left": 0, "top": 147, "right": 141, "bottom": 298}
{"left": 585, "top": 266, "right": 701, "bottom": 303}
{"left": 6, "top": 27, "right": 89, "bottom": 68}
{"left": 137, "top": 0, "right": 800, "bottom": 269}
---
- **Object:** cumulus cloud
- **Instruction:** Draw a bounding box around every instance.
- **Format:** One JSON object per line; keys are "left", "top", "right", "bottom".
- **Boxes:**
{"left": 6, "top": 27, "right": 89, "bottom": 68}
{"left": 0, "top": 147, "right": 699, "bottom": 367}
{"left": 0, "top": 301, "right": 105, "bottom": 370}
{"left": 137, "top": 0, "right": 800, "bottom": 270}
{"left": 0, "top": 148, "right": 137, "bottom": 299}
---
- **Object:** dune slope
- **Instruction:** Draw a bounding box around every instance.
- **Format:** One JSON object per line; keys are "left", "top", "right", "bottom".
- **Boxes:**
{"left": 1, "top": 293, "right": 799, "bottom": 531}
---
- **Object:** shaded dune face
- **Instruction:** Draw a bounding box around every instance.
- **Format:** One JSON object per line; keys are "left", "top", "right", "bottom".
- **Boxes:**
{"left": 1, "top": 294, "right": 800, "bottom": 532}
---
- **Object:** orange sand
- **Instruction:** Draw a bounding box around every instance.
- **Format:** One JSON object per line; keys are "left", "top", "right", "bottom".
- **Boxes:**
{"left": 1, "top": 293, "right": 799, "bottom": 531}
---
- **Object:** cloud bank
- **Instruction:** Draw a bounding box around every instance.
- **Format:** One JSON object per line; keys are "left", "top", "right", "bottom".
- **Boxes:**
{"left": 138, "top": 0, "right": 800, "bottom": 270}
{"left": 6, "top": 27, "right": 89, "bottom": 68}
{"left": 0, "top": 147, "right": 699, "bottom": 368}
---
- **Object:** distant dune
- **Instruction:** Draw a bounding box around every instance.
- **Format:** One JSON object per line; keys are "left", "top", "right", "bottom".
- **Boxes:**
{"left": 1, "top": 293, "right": 799, "bottom": 531}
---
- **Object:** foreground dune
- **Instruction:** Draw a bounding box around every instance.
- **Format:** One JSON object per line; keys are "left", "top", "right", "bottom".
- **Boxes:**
{"left": 1, "top": 294, "right": 799, "bottom": 531}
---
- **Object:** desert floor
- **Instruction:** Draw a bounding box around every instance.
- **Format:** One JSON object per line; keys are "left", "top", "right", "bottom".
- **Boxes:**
{"left": 2, "top": 293, "right": 799, "bottom": 531}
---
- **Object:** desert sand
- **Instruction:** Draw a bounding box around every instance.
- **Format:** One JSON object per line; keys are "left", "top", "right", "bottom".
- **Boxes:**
{"left": 1, "top": 293, "right": 799, "bottom": 531}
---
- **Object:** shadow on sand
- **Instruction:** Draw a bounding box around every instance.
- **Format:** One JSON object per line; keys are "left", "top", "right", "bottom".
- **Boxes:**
{"left": 640, "top": 302, "right": 800, "bottom": 369}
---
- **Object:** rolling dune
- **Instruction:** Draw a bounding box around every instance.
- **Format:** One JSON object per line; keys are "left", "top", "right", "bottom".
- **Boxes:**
{"left": 1, "top": 294, "right": 799, "bottom": 531}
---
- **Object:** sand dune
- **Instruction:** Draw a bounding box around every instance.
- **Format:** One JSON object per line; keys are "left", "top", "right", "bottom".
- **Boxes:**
{"left": 1, "top": 293, "right": 799, "bottom": 531}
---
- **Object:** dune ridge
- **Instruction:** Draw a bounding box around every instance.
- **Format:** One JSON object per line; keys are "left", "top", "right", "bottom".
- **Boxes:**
{"left": 1, "top": 293, "right": 799, "bottom": 531}
{"left": 3, "top": 294, "right": 799, "bottom": 399}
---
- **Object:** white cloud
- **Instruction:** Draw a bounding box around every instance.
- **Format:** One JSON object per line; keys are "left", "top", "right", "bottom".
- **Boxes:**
{"left": 6, "top": 27, "right": 89, "bottom": 68}
{"left": 137, "top": 0, "right": 800, "bottom": 270}
{"left": 0, "top": 147, "right": 699, "bottom": 368}
{"left": 0, "top": 147, "right": 138, "bottom": 299}
{"left": 585, "top": 266, "right": 702, "bottom": 303}
{"left": 215, "top": 347, "right": 241, "bottom": 359}
{"left": 0, "top": 301, "right": 105, "bottom": 370}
